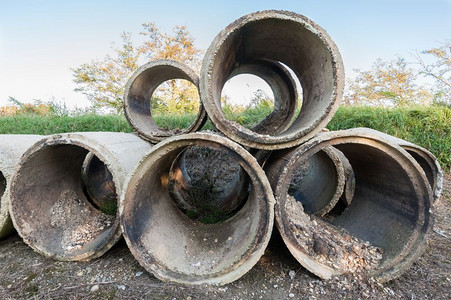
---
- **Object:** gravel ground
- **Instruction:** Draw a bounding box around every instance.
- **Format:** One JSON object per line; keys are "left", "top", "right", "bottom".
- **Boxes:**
{"left": 0, "top": 174, "right": 449, "bottom": 299}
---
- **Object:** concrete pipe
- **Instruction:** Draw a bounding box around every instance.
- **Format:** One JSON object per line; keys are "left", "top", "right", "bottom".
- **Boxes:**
{"left": 0, "top": 135, "right": 42, "bottom": 239}
{"left": 228, "top": 59, "right": 299, "bottom": 135}
{"left": 124, "top": 60, "right": 207, "bottom": 143}
{"left": 200, "top": 10, "right": 344, "bottom": 149}
{"left": 9, "top": 132, "right": 152, "bottom": 261}
{"left": 120, "top": 132, "right": 275, "bottom": 285}
{"left": 358, "top": 128, "right": 443, "bottom": 202}
{"left": 265, "top": 128, "right": 433, "bottom": 282}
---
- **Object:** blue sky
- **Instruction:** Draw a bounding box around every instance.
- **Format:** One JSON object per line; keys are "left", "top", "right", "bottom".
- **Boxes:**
{"left": 1, "top": 0, "right": 450, "bottom": 107}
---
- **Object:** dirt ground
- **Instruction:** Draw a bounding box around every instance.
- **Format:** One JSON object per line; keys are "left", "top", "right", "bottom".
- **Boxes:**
{"left": 0, "top": 174, "right": 449, "bottom": 299}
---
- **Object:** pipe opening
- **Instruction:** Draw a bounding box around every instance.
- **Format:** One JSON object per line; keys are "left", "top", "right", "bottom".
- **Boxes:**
{"left": 121, "top": 134, "right": 274, "bottom": 284}
{"left": 288, "top": 148, "right": 344, "bottom": 216}
{"left": 11, "top": 144, "right": 118, "bottom": 259}
{"left": 82, "top": 153, "right": 117, "bottom": 216}
{"left": 168, "top": 145, "right": 249, "bottom": 224}
{"left": 151, "top": 79, "right": 201, "bottom": 130}
{"left": 221, "top": 74, "right": 275, "bottom": 130}
{"left": 405, "top": 149, "right": 434, "bottom": 191}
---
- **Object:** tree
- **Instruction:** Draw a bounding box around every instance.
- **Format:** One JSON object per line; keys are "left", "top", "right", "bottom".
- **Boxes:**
{"left": 344, "top": 57, "right": 431, "bottom": 107}
{"left": 72, "top": 23, "right": 202, "bottom": 113}
{"left": 415, "top": 42, "right": 451, "bottom": 106}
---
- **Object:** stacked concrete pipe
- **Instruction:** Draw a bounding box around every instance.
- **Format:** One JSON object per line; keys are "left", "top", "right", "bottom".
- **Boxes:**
{"left": 200, "top": 10, "right": 344, "bottom": 150}
{"left": 123, "top": 60, "right": 207, "bottom": 143}
{"left": 120, "top": 132, "right": 275, "bottom": 285}
{"left": 264, "top": 128, "right": 433, "bottom": 282}
{"left": 9, "top": 132, "right": 152, "bottom": 261}
{"left": 0, "top": 135, "right": 42, "bottom": 239}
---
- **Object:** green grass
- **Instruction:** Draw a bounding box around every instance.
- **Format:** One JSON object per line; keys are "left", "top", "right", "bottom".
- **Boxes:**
{"left": 0, "top": 106, "right": 449, "bottom": 170}
{"left": 327, "top": 106, "right": 450, "bottom": 171}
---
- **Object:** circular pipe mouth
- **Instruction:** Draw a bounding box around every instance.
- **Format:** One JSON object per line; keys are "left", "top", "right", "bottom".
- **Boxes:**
{"left": 265, "top": 129, "right": 433, "bottom": 282}
{"left": 200, "top": 10, "right": 344, "bottom": 149}
{"left": 168, "top": 145, "right": 249, "bottom": 221}
{"left": 82, "top": 153, "right": 117, "bottom": 216}
{"left": 120, "top": 132, "right": 275, "bottom": 285}
{"left": 124, "top": 60, "right": 207, "bottom": 143}
{"left": 225, "top": 59, "right": 298, "bottom": 135}
{"left": 9, "top": 136, "right": 122, "bottom": 261}
{"left": 287, "top": 146, "right": 345, "bottom": 216}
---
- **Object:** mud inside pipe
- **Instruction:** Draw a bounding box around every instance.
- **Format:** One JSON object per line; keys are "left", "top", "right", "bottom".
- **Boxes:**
{"left": 120, "top": 132, "right": 275, "bottom": 285}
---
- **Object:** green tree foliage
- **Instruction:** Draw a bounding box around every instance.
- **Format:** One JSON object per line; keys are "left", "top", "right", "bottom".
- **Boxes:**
{"left": 344, "top": 57, "right": 431, "bottom": 107}
{"left": 416, "top": 42, "right": 451, "bottom": 106}
{"left": 72, "top": 23, "right": 202, "bottom": 113}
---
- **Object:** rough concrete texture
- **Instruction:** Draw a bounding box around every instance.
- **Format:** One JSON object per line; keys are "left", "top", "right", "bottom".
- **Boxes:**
{"left": 229, "top": 59, "right": 299, "bottom": 135}
{"left": 200, "top": 10, "right": 345, "bottom": 149}
{"left": 0, "top": 135, "right": 42, "bottom": 239}
{"left": 120, "top": 132, "right": 275, "bottom": 285}
{"left": 124, "top": 59, "right": 207, "bottom": 143}
{"left": 264, "top": 128, "right": 433, "bottom": 282}
{"left": 9, "top": 132, "right": 152, "bottom": 261}
{"left": 355, "top": 128, "right": 443, "bottom": 202}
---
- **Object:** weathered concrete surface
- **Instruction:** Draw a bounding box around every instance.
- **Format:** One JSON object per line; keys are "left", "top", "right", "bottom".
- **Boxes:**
{"left": 9, "top": 132, "right": 152, "bottom": 261}
{"left": 356, "top": 128, "right": 443, "bottom": 202}
{"left": 124, "top": 59, "right": 207, "bottom": 143}
{"left": 264, "top": 128, "right": 433, "bottom": 282}
{"left": 200, "top": 10, "right": 344, "bottom": 149}
{"left": 0, "top": 135, "right": 42, "bottom": 239}
{"left": 120, "top": 132, "right": 275, "bottom": 285}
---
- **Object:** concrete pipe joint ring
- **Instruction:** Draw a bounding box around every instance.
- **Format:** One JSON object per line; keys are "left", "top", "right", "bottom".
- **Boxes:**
{"left": 9, "top": 132, "right": 152, "bottom": 261}
{"left": 120, "top": 132, "right": 275, "bottom": 285}
{"left": 264, "top": 128, "right": 433, "bottom": 282}
{"left": 200, "top": 10, "right": 345, "bottom": 150}
{"left": 0, "top": 135, "right": 42, "bottom": 239}
{"left": 124, "top": 59, "right": 207, "bottom": 144}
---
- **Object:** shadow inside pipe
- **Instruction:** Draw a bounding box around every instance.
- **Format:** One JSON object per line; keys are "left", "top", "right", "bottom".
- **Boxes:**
{"left": 0, "top": 171, "right": 5, "bottom": 201}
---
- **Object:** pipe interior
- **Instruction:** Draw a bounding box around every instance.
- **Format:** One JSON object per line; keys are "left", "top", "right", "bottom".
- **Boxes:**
{"left": 127, "top": 65, "right": 200, "bottom": 136}
{"left": 82, "top": 154, "right": 117, "bottom": 216}
{"left": 168, "top": 146, "right": 249, "bottom": 222}
{"left": 288, "top": 150, "right": 338, "bottom": 214}
{"left": 211, "top": 17, "right": 335, "bottom": 138}
{"left": 12, "top": 144, "right": 118, "bottom": 258}
{"left": 330, "top": 143, "right": 421, "bottom": 267}
{"left": 123, "top": 141, "right": 268, "bottom": 279}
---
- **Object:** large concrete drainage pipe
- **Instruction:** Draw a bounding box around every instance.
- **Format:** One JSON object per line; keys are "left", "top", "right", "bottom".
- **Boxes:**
{"left": 120, "top": 132, "right": 275, "bottom": 285}
{"left": 200, "top": 10, "right": 344, "bottom": 149}
{"left": 0, "top": 135, "right": 42, "bottom": 239}
{"left": 124, "top": 60, "right": 207, "bottom": 143}
{"left": 9, "top": 132, "right": 152, "bottom": 261}
{"left": 265, "top": 128, "right": 433, "bottom": 282}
